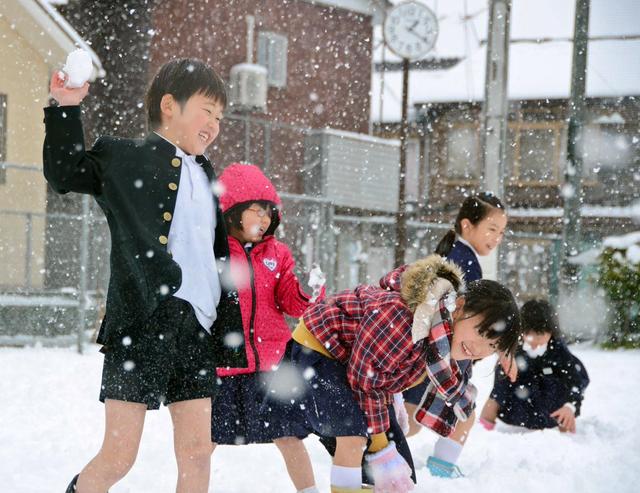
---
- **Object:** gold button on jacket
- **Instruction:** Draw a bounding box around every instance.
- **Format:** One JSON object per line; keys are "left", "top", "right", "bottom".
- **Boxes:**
{"left": 168, "top": 182, "right": 178, "bottom": 191}
{"left": 163, "top": 212, "right": 172, "bottom": 221}
{"left": 158, "top": 235, "right": 168, "bottom": 245}
{"left": 171, "top": 157, "right": 181, "bottom": 167}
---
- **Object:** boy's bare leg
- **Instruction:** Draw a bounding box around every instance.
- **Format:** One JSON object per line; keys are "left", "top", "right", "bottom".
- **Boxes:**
{"left": 76, "top": 399, "right": 147, "bottom": 493}
{"left": 169, "top": 398, "right": 214, "bottom": 493}
{"left": 334, "top": 436, "right": 367, "bottom": 467}
{"left": 403, "top": 402, "right": 422, "bottom": 437}
{"left": 480, "top": 398, "right": 499, "bottom": 425}
{"left": 274, "top": 437, "right": 316, "bottom": 490}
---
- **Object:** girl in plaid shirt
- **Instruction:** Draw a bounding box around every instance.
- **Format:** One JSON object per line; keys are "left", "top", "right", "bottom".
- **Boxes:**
{"left": 267, "top": 255, "right": 520, "bottom": 493}
{"left": 401, "top": 192, "right": 511, "bottom": 478}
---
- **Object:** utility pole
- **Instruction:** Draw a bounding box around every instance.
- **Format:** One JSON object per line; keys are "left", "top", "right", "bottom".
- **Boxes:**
{"left": 395, "top": 58, "right": 410, "bottom": 267}
{"left": 383, "top": 1, "right": 439, "bottom": 266}
{"left": 562, "top": 0, "right": 590, "bottom": 287}
{"left": 482, "top": 0, "right": 511, "bottom": 201}
{"left": 481, "top": 0, "right": 511, "bottom": 280}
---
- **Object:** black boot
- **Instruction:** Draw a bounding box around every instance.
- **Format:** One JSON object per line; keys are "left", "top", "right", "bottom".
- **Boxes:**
{"left": 65, "top": 474, "right": 79, "bottom": 493}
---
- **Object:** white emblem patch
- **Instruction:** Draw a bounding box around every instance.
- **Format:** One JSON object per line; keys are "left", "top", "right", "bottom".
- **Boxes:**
{"left": 263, "top": 258, "right": 277, "bottom": 271}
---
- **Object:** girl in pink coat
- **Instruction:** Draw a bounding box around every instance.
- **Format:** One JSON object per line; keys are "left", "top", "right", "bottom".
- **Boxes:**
{"left": 211, "top": 163, "right": 322, "bottom": 493}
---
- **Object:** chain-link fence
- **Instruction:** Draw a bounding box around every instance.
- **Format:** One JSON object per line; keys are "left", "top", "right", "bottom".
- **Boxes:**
{"left": 1, "top": 135, "right": 563, "bottom": 349}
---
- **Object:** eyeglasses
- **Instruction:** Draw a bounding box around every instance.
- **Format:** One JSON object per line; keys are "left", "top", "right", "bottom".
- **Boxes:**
{"left": 247, "top": 207, "right": 272, "bottom": 218}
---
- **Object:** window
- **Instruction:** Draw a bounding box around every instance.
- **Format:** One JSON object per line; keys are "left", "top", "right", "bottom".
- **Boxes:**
{"left": 518, "top": 126, "right": 559, "bottom": 182}
{"left": 444, "top": 124, "right": 481, "bottom": 181}
{"left": 0, "top": 94, "right": 6, "bottom": 184}
{"left": 507, "top": 120, "right": 562, "bottom": 185}
{"left": 582, "top": 124, "right": 638, "bottom": 172}
{"left": 257, "top": 31, "right": 288, "bottom": 88}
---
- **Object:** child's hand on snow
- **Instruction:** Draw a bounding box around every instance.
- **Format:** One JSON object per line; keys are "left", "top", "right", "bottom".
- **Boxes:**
{"left": 365, "top": 441, "right": 414, "bottom": 493}
{"left": 551, "top": 405, "right": 576, "bottom": 433}
{"left": 50, "top": 70, "right": 89, "bottom": 106}
{"left": 499, "top": 353, "right": 518, "bottom": 382}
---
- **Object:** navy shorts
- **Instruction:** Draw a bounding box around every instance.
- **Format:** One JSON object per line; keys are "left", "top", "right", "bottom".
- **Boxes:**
{"left": 264, "top": 341, "right": 369, "bottom": 439}
{"left": 99, "top": 297, "right": 218, "bottom": 409}
{"left": 212, "top": 372, "right": 294, "bottom": 444}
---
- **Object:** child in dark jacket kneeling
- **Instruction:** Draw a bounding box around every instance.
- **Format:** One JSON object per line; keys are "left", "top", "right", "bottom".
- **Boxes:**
{"left": 480, "top": 299, "right": 590, "bottom": 433}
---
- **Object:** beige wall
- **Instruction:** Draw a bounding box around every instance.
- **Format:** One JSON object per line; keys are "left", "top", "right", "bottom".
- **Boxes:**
{"left": 0, "top": 15, "right": 49, "bottom": 288}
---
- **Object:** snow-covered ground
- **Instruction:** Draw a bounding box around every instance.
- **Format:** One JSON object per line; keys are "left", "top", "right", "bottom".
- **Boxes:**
{"left": 1, "top": 345, "right": 638, "bottom": 492}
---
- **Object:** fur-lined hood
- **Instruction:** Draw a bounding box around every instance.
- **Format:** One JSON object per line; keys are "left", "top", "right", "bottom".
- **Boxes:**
{"left": 399, "top": 255, "right": 465, "bottom": 312}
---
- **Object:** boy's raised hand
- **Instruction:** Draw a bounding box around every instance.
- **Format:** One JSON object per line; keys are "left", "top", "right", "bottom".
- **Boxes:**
{"left": 49, "top": 71, "right": 89, "bottom": 106}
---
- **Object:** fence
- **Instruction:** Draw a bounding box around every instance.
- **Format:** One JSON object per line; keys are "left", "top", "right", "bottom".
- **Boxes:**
{"left": 1, "top": 128, "right": 563, "bottom": 350}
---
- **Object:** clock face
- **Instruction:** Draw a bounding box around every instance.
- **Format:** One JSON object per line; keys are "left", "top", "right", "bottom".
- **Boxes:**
{"left": 383, "top": 1, "right": 438, "bottom": 60}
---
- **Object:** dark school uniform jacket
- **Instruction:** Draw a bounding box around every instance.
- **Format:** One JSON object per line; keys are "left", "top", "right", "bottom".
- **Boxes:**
{"left": 42, "top": 105, "right": 246, "bottom": 368}
{"left": 447, "top": 240, "right": 482, "bottom": 283}
{"left": 493, "top": 337, "right": 590, "bottom": 427}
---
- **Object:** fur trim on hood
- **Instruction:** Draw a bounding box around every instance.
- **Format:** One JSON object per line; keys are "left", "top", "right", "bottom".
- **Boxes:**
{"left": 400, "top": 254, "right": 465, "bottom": 313}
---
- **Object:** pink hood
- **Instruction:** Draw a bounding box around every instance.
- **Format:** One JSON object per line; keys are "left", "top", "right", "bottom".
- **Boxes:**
{"left": 218, "top": 163, "right": 282, "bottom": 213}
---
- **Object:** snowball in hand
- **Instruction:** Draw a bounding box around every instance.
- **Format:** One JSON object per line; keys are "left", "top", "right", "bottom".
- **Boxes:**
{"left": 63, "top": 49, "right": 93, "bottom": 88}
{"left": 307, "top": 265, "right": 326, "bottom": 289}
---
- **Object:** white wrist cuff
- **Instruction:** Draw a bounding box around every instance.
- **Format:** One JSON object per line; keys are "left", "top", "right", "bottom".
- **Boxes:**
{"left": 563, "top": 402, "right": 576, "bottom": 413}
{"left": 365, "top": 441, "right": 396, "bottom": 461}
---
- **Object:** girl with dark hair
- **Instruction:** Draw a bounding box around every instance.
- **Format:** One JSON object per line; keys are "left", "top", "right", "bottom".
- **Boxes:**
{"left": 479, "top": 299, "right": 589, "bottom": 433}
{"left": 400, "top": 192, "right": 508, "bottom": 478}
{"left": 211, "top": 163, "right": 323, "bottom": 493}
{"left": 435, "top": 192, "right": 507, "bottom": 281}
{"left": 265, "top": 256, "right": 520, "bottom": 492}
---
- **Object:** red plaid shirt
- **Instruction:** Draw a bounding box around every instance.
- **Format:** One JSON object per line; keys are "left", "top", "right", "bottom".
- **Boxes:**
{"left": 302, "top": 266, "right": 447, "bottom": 434}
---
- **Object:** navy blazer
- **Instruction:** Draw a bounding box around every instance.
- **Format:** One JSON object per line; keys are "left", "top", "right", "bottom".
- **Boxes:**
{"left": 447, "top": 240, "right": 482, "bottom": 283}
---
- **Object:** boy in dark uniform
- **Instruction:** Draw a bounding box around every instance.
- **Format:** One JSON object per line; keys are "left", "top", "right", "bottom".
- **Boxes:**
{"left": 44, "top": 58, "right": 245, "bottom": 493}
{"left": 480, "top": 299, "right": 589, "bottom": 433}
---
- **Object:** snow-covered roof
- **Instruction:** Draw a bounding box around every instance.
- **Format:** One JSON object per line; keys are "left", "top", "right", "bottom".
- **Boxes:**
{"left": 3, "top": 0, "right": 104, "bottom": 79}
{"left": 509, "top": 204, "right": 640, "bottom": 219}
{"left": 302, "top": 0, "right": 389, "bottom": 23}
{"left": 372, "top": 0, "right": 640, "bottom": 122}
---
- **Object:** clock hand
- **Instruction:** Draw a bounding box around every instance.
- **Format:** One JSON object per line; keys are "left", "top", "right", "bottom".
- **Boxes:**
{"left": 407, "top": 29, "right": 430, "bottom": 44}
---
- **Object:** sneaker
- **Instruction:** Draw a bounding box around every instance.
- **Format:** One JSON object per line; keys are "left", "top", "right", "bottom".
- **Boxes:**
{"left": 65, "top": 475, "right": 79, "bottom": 493}
{"left": 426, "top": 456, "right": 464, "bottom": 478}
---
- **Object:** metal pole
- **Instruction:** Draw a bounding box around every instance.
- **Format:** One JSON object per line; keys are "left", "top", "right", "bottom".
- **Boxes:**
{"left": 562, "top": 0, "right": 590, "bottom": 287}
{"left": 481, "top": 0, "right": 511, "bottom": 281}
{"left": 25, "top": 213, "right": 33, "bottom": 289}
{"left": 244, "top": 118, "right": 251, "bottom": 163}
{"left": 394, "top": 58, "right": 410, "bottom": 267}
{"left": 263, "top": 121, "right": 271, "bottom": 173}
{"left": 77, "top": 195, "right": 91, "bottom": 354}
{"left": 481, "top": 0, "right": 511, "bottom": 199}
